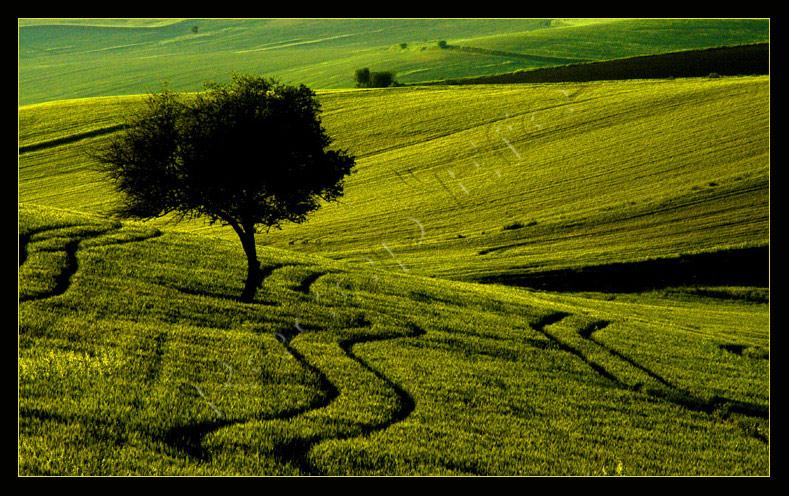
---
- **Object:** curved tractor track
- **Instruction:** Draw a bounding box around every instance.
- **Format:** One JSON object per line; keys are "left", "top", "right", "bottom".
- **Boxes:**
{"left": 531, "top": 312, "right": 768, "bottom": 444}
{"left": 270, "top": 321, "right": 426, "bottom": 475}
{"left": 158, "top": 269, "right": 426, "bottom": 475}
{"left": 19, "top": 224, "right": 163, "bottom": 303}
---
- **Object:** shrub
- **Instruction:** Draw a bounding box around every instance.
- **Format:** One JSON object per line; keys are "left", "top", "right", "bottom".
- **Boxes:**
{"left": 438, "top": 40, "right": 448, "bottom": 49}
{"left": 503, "top": 221, "right": 525, "bottom": 231}
{"left": 354, "top": 68, "right": 371, "bottom": 88}
{"left": 355, "top": 69, "right": 397, "bottom": 88}
{"left": 370, "top": 71, "right": 395, "bottom": 88}
{"left": 503, "top": 219, "right": 537, "bottom": 231}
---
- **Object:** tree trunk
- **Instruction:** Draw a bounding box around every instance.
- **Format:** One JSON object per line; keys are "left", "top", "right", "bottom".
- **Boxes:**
{"left": 237, "top": 224, "right": 261, "bottom": 303}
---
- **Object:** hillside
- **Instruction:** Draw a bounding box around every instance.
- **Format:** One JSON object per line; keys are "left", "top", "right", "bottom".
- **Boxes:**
{"left": 434, "top": 43, "right": 769, "bottom": 85}
{"left": 452, "top": 18, "right": 769, "bottom": 61}
{"left": 18, "top": 203, "right": 768, "bottom": 475}
{"left": 17, "top": 18, "right": 771, "bottom": 477}
{"left": 19, "top": 76, "right": 770, "bottom": 287}
{"left": 18, "top": 18, "right": 769, "bottom": 105}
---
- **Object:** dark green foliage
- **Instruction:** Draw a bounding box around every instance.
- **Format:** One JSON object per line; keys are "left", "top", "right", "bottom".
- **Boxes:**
{"left": 95, "top": 75, "right": 356, "bottom": 301}
{"left": 370, "top": 71, "right": 395, "bottom": 88}
{"left": 354, "top": 68, "right": 397, "bottom": 88}
{"left": 354, "top": 67, "right": 371, "bottom": 88}
{"left": 437, "top": 40, "right": 448, "bottom": 49}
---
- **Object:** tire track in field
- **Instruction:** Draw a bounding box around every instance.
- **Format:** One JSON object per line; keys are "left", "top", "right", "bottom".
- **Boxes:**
{"left": 158, "top": 270, "right": 426, "bottom": 473}
{"left": 158, "top": 333, "right": 340, "bottom": 462}
{"left": 271, "top": 322, "right": 427, "bottom": 475}
{"left": 531, "top": 312, "right": 768, "bottom": 444}
{"left": 158, "top": 320, "right": 427, "bottom": 472}
{"left": 19, "top": 226, "right": 163, "bottom": 303}
{"left": 531, "top": 312, "right": 625, "bottom": 386}
{"left": 294, "top": 271, "right": 332, "bottom": 295}
{"left": 20, "top": 226, "right": 69, "bottom": 267}
{"left": 577, "top": 321, "right": 769, "bottom": 443}
{"left": 154, "top": 268, "right": 336, "bottom": 461}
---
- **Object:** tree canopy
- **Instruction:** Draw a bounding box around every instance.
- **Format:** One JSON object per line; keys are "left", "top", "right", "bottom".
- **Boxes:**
{"left": 354, "top": 68, "right": 397, "bottom": 88}
{"left": 97, "top": 75, "right": 356, "bottom": 301}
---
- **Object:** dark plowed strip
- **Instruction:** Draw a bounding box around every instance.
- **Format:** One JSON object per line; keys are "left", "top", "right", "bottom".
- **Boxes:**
{"left": 19, "top": 124, "right": 128, "bottom": 154}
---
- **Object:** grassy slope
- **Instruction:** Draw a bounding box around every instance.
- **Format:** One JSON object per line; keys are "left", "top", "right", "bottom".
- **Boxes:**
{"left": 454, "top": 18, "right": 769, "bottom": 61}
{"left": 17, "top": 19, "right": 771, "bottom": 476}
{"left": 18, "top": 18, "right": 768, "bottom": 105}
{"left": 19, "top": 76, "right": 770, "bottom": 282}
{"left": 18, "top": 203, "right": 768, "bottom": 475}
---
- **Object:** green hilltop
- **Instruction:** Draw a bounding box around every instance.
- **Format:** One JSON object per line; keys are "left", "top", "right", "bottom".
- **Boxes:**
{"left": 18, "top": 18, "right": 769, "bottom": 105}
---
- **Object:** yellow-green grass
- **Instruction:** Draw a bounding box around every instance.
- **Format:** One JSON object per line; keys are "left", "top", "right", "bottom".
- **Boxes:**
{"left": 19, "top": 76, "right": 769, "bottom": 283}
{"left": 18, "top": 203, "right": 768, "bottom": 475}
{"left": 18, "top": 18, "right": 768, "bottom": 105}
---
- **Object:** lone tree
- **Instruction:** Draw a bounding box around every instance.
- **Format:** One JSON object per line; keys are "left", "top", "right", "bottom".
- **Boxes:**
{"left": 354, "top": 67, "right": 371, "bottom": 88}
{"left": 96, "top": 75, "right": 356, "bottom": 302}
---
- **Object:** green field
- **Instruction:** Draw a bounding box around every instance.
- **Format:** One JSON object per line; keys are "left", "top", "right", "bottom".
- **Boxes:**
{"left": 18, "top": 18, "right": 770, "bottom": 476}
{"left": 18, "top": 18, "right": 768, "bottom": 105}
{"left": 19, "top": 76, "right": 769, "bottom": 282}
{"left": 19, "top": 203, "right": 768, "bottom": 475}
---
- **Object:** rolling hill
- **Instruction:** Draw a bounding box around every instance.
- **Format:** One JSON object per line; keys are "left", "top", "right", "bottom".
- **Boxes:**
{"left": 19, "top": 76, "right": 770, "bottom": 287}
{"left": 18, "top": 18, "right": 769, "bottom": 105}
{"left": 18, "top": 202, "right": 768, "bottom": 475}
{"left": 17, "top": 18, "right": 771, "bottom": 475}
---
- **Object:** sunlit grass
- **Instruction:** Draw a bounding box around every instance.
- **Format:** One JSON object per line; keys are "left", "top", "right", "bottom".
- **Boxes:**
{"left": 19, "top": 76, "right": 769, "bottom": 283}
{"left": 18, "top": 204, "right": 768, "bottom": 475}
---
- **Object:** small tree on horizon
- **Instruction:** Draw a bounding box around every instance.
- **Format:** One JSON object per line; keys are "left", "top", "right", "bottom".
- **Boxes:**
{"left": 95, "top": 75, "right": 356, "bottom": 302}
{"left": 370, "top": 71, "right": 395, "bottom": 88}
{"left": 354, "top": 67, "right": 371, "bottom": 88}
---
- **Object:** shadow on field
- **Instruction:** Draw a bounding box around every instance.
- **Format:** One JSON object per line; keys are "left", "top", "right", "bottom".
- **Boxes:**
{"left": 479, "top": 246, "right": 768, "bottom": 294}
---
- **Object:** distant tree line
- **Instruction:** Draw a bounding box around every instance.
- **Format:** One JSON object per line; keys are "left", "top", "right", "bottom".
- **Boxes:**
{"left": 354, "top": 68, "right": 399, "bottom": 88}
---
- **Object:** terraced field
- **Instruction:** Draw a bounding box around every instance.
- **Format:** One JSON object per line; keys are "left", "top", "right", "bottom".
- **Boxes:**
{"left": 18, "top": 204, "right": 768, "bottom": 475}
